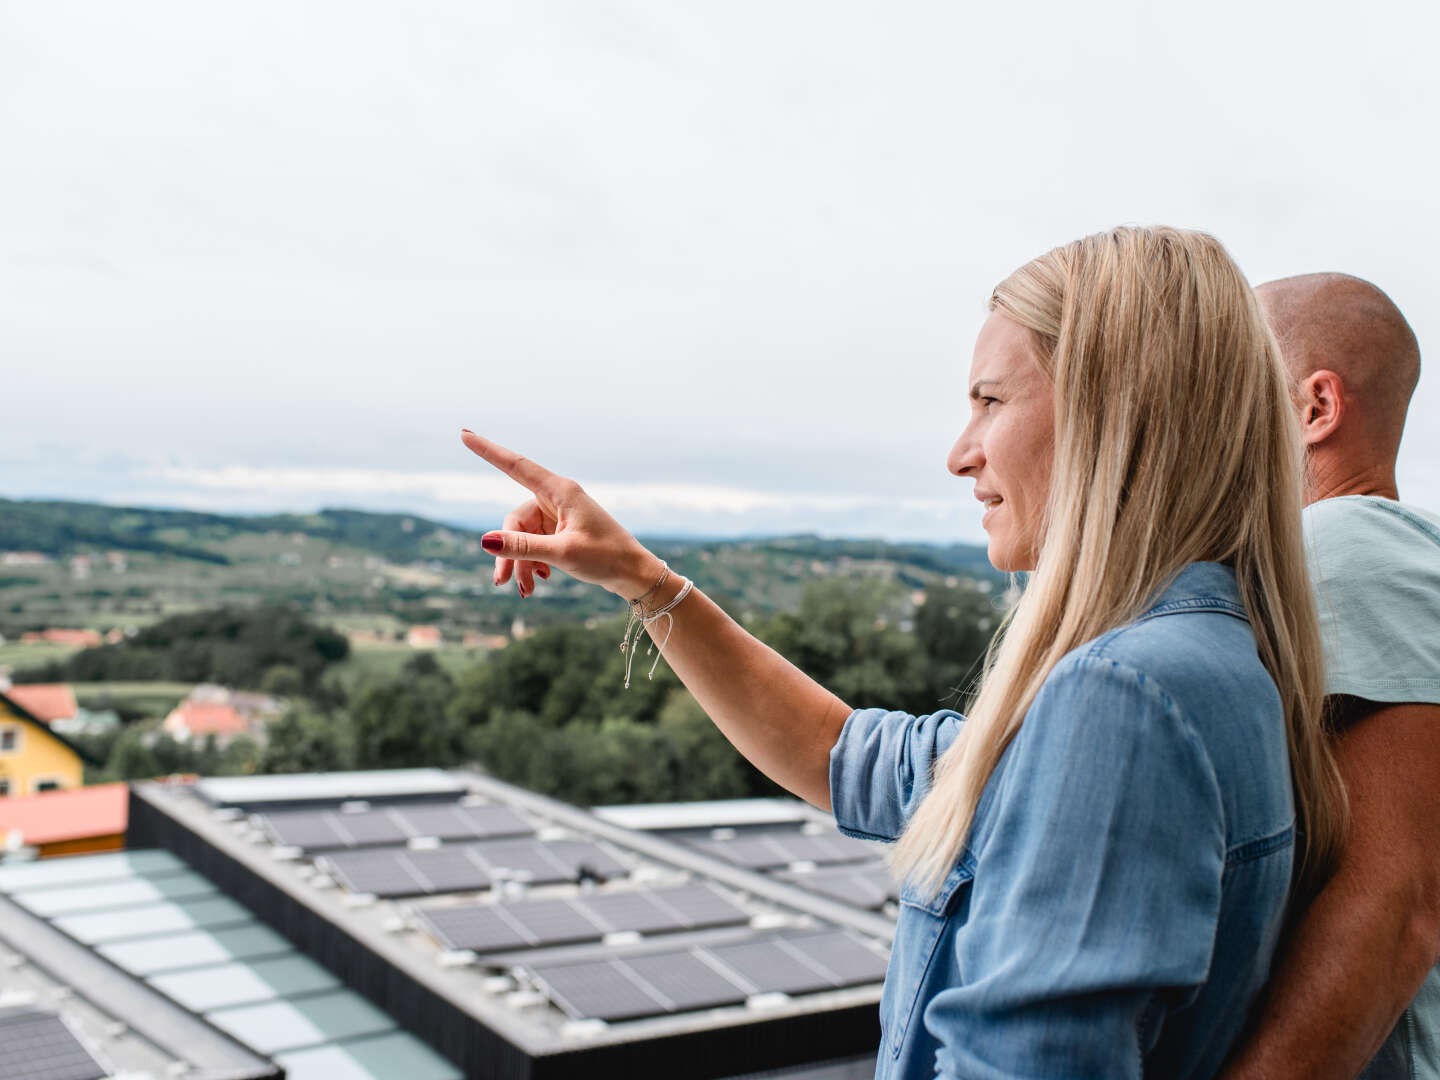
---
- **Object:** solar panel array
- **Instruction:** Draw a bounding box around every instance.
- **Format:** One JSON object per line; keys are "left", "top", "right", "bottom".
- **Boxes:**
{"left": 685, "top": 830, "right": 878, "bottom": 871}
{"left": 320, "top": 839, "right": 630, "bottom": 898}
{"left": 260, "top": 802, "right": 534, "bottom": 851}
{"left": 415, "top": 882, "right": 749, "bottom": 954}
{"left": 525, "top": 929, "right": 888, "bottom": 1022}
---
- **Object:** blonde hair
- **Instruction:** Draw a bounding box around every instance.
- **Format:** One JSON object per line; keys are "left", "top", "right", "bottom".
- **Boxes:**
{"left": 891, "top": 226, "right": 1345, "bottom": 903}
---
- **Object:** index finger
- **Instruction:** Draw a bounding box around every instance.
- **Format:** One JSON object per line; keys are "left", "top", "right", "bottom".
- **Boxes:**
{"left": 460, "top": 430, "right": 564, "bottom": 498}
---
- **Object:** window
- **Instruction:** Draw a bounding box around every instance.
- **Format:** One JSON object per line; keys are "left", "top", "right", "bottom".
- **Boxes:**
{"left": 0, "top": 778, "right": 10, "bottom": 797}
{"left": 0, "top": 727, "right": 19, "bottom": 754}
{"left": 33, "top": 777, "right": 63, "bottom": 794}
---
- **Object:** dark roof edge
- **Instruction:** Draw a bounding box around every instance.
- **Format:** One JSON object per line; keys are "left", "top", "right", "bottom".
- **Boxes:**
{"left": 0, "top": 892, "right": 277, "bottom": 1080}
{"left": 450, "top": 768, "right": 896, "bottom": 944}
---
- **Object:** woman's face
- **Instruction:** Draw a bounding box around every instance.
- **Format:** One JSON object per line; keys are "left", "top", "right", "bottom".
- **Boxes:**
{"left": 947, "top": 312, "right": 1056, "bottom": 572}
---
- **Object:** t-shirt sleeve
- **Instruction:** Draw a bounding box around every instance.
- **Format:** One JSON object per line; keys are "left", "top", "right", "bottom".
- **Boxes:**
{"left": 927, "top": 656, "right": 1228, "bottom": 1079}
{"left": 828, "top": 707, "right": 965, "bottom": 842}
{"left": 1305, "top": 498, "right": 1440, "bottom": 705}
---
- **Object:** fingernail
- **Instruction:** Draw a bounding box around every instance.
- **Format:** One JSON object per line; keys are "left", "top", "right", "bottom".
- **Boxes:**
{"left": 482, "top": 534, "right": 503, "bottom": 554}
{"left": 461, "top": 428, "right": 474, "bottom": 435}
{"left": 493, "top": 572, "right": 501, "bottom": 586}
{"left": 518, "top": 583, "right": 529, "bottom": 599}
{"left": 536, "top": 567, "right": 550, "bottom": 580}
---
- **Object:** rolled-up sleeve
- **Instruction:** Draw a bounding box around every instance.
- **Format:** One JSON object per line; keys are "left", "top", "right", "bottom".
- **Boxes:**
{"left": 828, "top": 706, "right": 965, "bottom": 842}
{"left": 927, "top": 656, "right": 1227, "bottom": 1079}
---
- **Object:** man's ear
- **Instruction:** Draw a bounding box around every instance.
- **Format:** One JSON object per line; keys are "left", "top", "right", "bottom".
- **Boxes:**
{"left": 1298, "top": 369, "right": 1345, "bottom": 447}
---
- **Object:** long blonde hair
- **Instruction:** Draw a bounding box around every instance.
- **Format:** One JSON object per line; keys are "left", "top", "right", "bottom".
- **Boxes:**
{"left": 892, "top": 226, "right": 1345, "bottom": 903}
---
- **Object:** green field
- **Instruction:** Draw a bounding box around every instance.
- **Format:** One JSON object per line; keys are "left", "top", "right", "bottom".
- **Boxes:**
{"left": 70, "top": 682, "right": 194, "bottom": 717}
{"left": 329, "top": 644, "right": 483, "bottom": 691}
{"left": 0, "top": 640, "right": 81, "bottom": 676}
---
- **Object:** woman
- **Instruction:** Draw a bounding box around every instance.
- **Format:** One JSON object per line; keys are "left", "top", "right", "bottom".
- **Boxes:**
{"left": 462, "top": 226, "right": 1345, "bottom": 1078}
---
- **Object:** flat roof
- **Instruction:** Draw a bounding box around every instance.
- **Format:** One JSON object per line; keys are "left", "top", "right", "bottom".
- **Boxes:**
{"left": 194, "top": 769, "right": 467, "bottom": 809}
{"left": 127, "top": 770, "right": 896, "bottom": 1077}
{"left": 0, "top": 847, "right": 461, "bottom": 1080}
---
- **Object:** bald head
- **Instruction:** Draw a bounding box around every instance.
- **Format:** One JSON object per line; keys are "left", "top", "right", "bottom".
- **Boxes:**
{"left": 1256, "top": 273, "right": 1420, "bottom": 462}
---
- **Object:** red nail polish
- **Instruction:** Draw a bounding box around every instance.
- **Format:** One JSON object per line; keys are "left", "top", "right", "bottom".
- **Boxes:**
{"left": 482, "top": 534, "right": 503, "bottom": 554}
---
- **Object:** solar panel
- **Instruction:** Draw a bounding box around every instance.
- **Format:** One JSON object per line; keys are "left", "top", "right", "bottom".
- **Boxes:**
{"left": 262, "top": 801, "right": 535, "bottom": 853}
{"left": 705, "top": 938, "right": 833, "bottom": 996}
{"left": 773, "top": 864, "right": 897, "bottom": 910}
{"left": 322, "top": 850, "right": 428, "bottom": 898}
{"left": 783, "top": 931, "right": 889, "bottom": 985}
{"left": 648, "top": 882, "right": 750, "bottom": 929}
{"left": 0, "top": 1007, "right": 107, "bottom": 1080}
{"left": 623, "top": 951, "right": 749, "bottom": 1012}
{"left": 332, "top": 811, "right": 409, "bottom": 847}
{"left": 391, "top": 805, "right": 476, "bottom": 841}
{"left": 507, "top": 897, "right": 607, "bottom": 944}
{"left": 525, "top": 928, "right": 887, "bottom": 1021}
{"left": 396, "top": 803, "right": 532, "bottom": 842}
{"left": 458, "top": 804, "right": 533, "bottom": 840}
{"left": 414, "top": 905, "right": 530, "bottom": 953}
{"left": 543, "top": 840, "right": 630, "bottom": 881}
{"left": 576, "top": 890, "right": 688, "bottom": 935}
{"left": 689, "top": 829, "right": 880, "bottom": 870}
{"left": 262, "top": 810, "right": 345, "bottom": 850}
{"left": 528, "top": 959, "right": 667, "bottom": 1022}
{"left": 403, "top": 849, "right": 491, "bottom": 894}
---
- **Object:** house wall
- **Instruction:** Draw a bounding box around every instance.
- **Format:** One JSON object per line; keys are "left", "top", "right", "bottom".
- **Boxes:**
{"left": 39, "top": 832, "right": 127, "bottom": 857}
{"left": 0, "top": 701, "right": 83, "bottom": 797}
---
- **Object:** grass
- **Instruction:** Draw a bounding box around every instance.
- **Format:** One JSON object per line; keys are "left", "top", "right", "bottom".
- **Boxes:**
{"left": 330, "top": 644, "right": 481, "bottom": 691}
{"left": 0, "top": 640, "right": 82, "bottom": 675}
{"left": 71, "top": 682, "right": 194, "bottom": 718}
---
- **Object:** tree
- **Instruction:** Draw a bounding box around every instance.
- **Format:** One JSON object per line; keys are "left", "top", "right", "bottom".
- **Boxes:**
{"left": 352, "top": 656, "right": 464, "bottom": 769}
{"left": 912, "top": 581, "right": 998, "bottom": 712}
{"left": 757, "top": 577, "right": 932, "bottom": 712}
{"left": 261, "top": 705, "right": 356, "bottom": 774}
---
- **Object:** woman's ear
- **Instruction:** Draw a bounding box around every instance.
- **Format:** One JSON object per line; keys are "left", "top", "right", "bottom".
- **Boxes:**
{"left": 1298, "top": 369, "right": 1345, "bottom": 447}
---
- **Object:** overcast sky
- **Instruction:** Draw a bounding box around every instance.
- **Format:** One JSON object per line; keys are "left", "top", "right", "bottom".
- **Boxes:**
{"left": 4, "top": 1, "right": 1437, "bottom": 543}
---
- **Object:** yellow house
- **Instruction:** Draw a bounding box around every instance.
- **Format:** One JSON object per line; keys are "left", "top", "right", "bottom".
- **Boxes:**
{"left": 0, "top": 689, "right": 89, "bottom": 798}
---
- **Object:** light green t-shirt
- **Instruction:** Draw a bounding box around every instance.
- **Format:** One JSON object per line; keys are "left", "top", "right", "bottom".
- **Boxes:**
{"left": 1304, "top": 495, "right": 1440, "bottom": 1080}
{"left": 1306, "top": 495, "right": 1440, "bottom": 704}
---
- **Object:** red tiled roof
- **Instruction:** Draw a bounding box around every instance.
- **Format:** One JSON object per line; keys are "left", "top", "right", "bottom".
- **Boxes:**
{"left": 4, "top": 684, "right": 79, "bottom": 724}
{"left": 172, "top": 702, "right": 250, "bottom": 735}
{"left": 0, "top": 783, "right": 128, "bottom": 845}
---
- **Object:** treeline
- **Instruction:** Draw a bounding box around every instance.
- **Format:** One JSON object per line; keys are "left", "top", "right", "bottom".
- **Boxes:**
{"left": 52, "top": 579, "right": 998, "bottom": 805}
{"left": 18, "top": 607, "right": 349, "bottom": 694}
{"left": 254, "top": 577, "right": 995, "bottom": 804}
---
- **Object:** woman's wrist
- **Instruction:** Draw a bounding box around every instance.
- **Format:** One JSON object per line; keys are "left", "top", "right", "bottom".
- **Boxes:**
{"left": 607, "top": 546, "right": 667, "bottom": 603}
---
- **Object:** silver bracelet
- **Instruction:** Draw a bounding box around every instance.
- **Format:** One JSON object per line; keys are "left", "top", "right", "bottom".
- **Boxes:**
{"left": 619, "top": 576, "right": 695, "bottom": 688}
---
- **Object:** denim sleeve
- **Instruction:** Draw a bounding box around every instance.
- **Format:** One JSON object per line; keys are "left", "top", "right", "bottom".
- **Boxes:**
{"left": 828, "top": 706, "right": 966, "bottom": 842}
{"left": 927, "top": 656, "right": 1226, "bottom": 1079}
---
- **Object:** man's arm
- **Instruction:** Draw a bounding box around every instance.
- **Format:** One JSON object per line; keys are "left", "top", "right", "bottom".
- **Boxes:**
{"left": 1221, "top": 700, "right": 1440, "bottom": 1080}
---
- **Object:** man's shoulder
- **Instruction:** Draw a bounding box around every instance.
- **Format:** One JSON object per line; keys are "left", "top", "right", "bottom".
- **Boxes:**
{"left": 1305, "top": 495, "right": 1440, "bottom": 550}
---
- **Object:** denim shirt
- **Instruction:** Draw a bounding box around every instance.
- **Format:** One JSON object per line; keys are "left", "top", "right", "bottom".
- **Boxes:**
{"left": 830, "top": 563, "right": 1296, "bottom": 1079}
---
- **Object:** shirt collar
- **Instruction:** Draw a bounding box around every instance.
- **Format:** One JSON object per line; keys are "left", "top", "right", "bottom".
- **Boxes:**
{"left": 1140, "top": 561, "right": 1248, "bottom": 621}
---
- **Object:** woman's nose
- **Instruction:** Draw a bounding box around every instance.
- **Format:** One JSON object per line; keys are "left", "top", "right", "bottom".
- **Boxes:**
{"left": 947, "top": 430, "right": 982, "bottom": 477}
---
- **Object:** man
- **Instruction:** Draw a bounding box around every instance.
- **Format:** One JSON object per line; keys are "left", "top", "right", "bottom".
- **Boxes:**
{"left": 1222, "top": 274, "right": 1440, "bottom": 1079}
